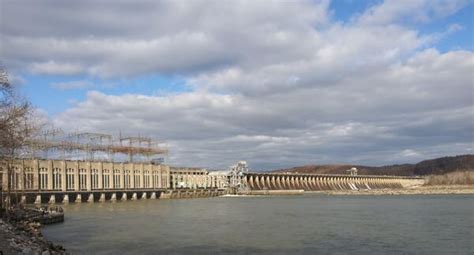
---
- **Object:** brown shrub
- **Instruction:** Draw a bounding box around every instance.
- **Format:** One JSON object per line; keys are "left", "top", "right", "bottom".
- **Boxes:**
{"left": 425, "top": 170, "right": 474, "bottom": 185}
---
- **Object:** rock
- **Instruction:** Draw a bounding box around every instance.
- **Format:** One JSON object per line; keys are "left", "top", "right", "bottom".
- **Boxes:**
{"left": 10, "top": 242, "right": 19, "bottom": 250}
{"left": 1, "top": 215, "right": 66, "bottom": 255}
{"left": 21, "top": 247, "right": 34, "bottom": 255}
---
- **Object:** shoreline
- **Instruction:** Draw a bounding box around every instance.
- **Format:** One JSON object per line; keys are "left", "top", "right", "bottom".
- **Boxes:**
{"left": 0, "top": 217, "right": 67, "bottom": 255}
{"left": 226, "top": 185, "right": 474, "bottom": 197}
{"left": 308, "top": 185, "right": 474, "bottom": 196}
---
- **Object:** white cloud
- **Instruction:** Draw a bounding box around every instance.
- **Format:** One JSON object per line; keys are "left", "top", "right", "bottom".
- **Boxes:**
{"left": 28, "top": 61, "right": 84, "bottom": 75}
{"left": 400, "top": 149, "right": 422, "bottom": 157}
{"left": 53, "top": 48, "right": 473, "bottom": 169}
{"left": 2, "top": 0, "right": 331, "bottom": 78}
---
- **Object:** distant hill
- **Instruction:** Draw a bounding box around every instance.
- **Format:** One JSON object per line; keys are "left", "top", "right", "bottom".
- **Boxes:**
{"left": 272, "top": 155, "right": 474, "bottom": 176}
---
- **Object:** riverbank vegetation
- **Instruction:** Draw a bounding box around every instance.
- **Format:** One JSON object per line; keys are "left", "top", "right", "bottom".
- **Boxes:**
{"left": 425, "top": 171, "right": 474, "bottom": 186}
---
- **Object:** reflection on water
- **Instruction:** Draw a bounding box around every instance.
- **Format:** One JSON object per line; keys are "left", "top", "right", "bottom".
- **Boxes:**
{"left": 42, "top": 195, "right": 474, "bottom": 255}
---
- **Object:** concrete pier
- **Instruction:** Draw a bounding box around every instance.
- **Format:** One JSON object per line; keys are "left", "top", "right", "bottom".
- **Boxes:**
{"left": 20, "top": 195, "right": 27, "bottom": 204}
{"left": 87, "top": 194, "right": 94, "bottom": 203}
{"left": 4, "top": 196, "right": 10, "bottom": 205}
{"left": 62, "top": 194, "right": 69, "bottom": 204}
{"left": 99, "top": 193, "right": 106, "bottom": 202}
{"left": 48, "top": 195, "right": 56, "bottom": 204}
{"left": 75, "top": 194, "right": 82, "bottom": 203}
{"left": 34, "top": 195, "right": 41, "bottom": 205}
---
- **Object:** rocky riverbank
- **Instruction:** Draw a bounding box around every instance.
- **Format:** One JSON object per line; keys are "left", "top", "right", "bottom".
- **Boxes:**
{"left": 0, "top": 218, "right": 67, "bottom": 255}
{"left": 319, "top": 185, "right": 474, "bottom": 195}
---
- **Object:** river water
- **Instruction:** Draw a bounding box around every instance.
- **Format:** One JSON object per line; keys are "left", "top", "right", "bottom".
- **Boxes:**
{"left": 42, "top": 194, "right": 474, "bottom": 255}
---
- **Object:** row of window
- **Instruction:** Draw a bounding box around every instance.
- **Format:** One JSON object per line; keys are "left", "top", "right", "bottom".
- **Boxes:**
{"left": 3, "top": 167, "right": 166, "bottom": 190}
{"left": 2, "top": 167, "right": 35, "bottom": 190}
{"left": 171, "top": 175, "right": 223, "bottom": 188}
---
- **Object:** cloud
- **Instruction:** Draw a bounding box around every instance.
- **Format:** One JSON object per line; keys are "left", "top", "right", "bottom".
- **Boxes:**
{"left": 1, "top": 0, "right": 331, "bottom": 78}
{"left": 51, "top": 80, "right": 94, "bottom": 90}
{"left": 53, "top": 48, "right": 473, "bottom": 169}
{"left": 28, "top": 61, "right": 84, "bottom": 75}
{"left": 2, "top": 0, "right": 473, "bottom": 169}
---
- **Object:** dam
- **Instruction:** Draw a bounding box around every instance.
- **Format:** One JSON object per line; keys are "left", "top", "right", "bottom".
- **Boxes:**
{"left": 243, "top": 172, "right": 424, "bottom": 191}
{"left": 0, "top": 158, "right": 424, "bottom": 204}
{"left": 0, "top": 131, "right": 425, "bottom": 204}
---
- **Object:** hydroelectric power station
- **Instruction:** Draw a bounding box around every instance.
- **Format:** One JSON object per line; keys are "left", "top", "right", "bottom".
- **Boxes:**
{"left": 0, "top": 131, "right": 424, "bottom": 204}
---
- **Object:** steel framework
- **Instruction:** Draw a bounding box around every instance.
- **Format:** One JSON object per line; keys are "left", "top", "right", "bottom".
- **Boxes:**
{"left": 24, "top": 129, "right": 167, "bottom": 162}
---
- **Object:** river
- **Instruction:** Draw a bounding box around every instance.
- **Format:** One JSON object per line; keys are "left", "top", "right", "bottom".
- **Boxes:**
{"left": 42, "top": 194, "right": 474, "bottom": 254}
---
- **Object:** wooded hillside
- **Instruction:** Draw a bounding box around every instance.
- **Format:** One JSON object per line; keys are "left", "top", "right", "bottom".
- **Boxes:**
{"left": 272, "top": 155, "right": 474, "bottom": 176}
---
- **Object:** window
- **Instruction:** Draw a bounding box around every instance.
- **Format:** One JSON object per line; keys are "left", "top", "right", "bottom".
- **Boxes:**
{"left": 79, "top": 169, "right": 87, "bottom": 190}
{"left": 134, "top": 170, "right": 141, "bottom": 188}
{"left": 113, "top": 169, "right": 121, "bottom": 189}
{"left": 9, "top": 167, "right": 20, "bottom": 190}
{"left": 66, "top": 168, "right": 75, "bottom": 190}
{"left": 24, "top": 167, "right": 34, "bottom": 190}
{"left": 144, "top": 170, "right": 150, "bottom": 188}
{"left": 39, "top": 167, "right": 48, "bottom": 190}
{"left": 103, "top": 169, "right": 110, "bottom": 189}
{"left": 124, "top": 170, "right": 131, "bottom": 189}
{"left": 91, "top": 169, "right": 99, "bottom": 189}
{"left": 52, "top": 168, "right": 62, "bottom": 190}
{"left": 152, "top": 171, "right": 159, "bottom": 188}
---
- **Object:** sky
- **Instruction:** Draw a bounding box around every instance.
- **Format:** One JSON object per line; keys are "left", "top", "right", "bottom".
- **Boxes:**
{"left": 1, "top": 0, "right": 473, "bottom": 170}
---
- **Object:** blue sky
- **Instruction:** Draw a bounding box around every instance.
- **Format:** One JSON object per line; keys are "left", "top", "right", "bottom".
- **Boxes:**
{"left": 19, "top": 74, "right": 188, "bottom": 115}
{"left": 330, "top": 0, "right": 384, "bottom": 22}
{"left": 3, "top": 0, "right": 473, "bottom": 169}
{"left": 417, "top": 3, "right": 473, "bottom": 52}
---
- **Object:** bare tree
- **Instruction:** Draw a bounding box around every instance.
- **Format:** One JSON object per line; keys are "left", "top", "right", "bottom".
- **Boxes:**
{"left": 0, "top": 69, "right": 39, "bottom": 210}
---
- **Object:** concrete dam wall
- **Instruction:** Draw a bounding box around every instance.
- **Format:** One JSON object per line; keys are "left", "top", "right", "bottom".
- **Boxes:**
{"left": 245, "top": 173, "right": 424, "bottom": 191}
